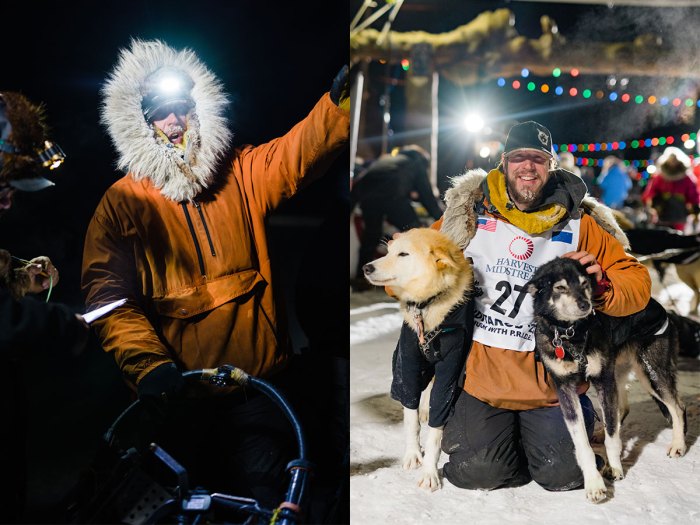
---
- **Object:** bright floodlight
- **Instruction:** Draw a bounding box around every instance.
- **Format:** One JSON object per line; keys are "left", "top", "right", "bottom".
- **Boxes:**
{"left": 685, "top": 139, "right": 695, "bottom": 150}
{"left": 647, "top": 165, "right": 657, "bottom": 174}
{"left": 463, "top": 113, "right": 484, "bottom": 133}
{"left": 479, "top": 146, "right": 491, "bottom": 158}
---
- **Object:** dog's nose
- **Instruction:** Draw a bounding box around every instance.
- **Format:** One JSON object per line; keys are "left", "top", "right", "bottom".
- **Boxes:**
{"left": 578, "top": 299, "right": 590, "bottom": 311}
{"left": 363, "top": 263, "right": 374, "bottom": 275}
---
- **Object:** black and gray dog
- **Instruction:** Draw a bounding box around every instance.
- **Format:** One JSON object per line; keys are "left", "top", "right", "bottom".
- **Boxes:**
{"left": 527, "top": 257, "right": 687, "bottom": 503}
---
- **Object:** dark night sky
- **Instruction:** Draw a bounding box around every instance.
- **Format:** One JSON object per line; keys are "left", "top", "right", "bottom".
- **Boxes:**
{"left": 2, "top": 1, "right": 349, "bottom": 520}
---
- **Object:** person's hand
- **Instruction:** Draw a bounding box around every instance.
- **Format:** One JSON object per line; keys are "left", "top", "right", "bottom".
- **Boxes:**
{"left": 135, "top": 363, "right": 185, "bottom": 446}
{"left": 561, "top": 251, "right": 603, "bottom": 283}
{"left": 25, "top": 256, "right": 59, "bottom": 294}
{"left": 137, "top": 362, "right": 185, "bottom": 403}
{"left": 330, "top": 65, "right": 350, "bottom": 111}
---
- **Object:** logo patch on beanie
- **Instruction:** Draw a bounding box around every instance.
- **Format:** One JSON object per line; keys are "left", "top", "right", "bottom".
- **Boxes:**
{"left": 538, "top": 130, "right": 549, "bottom": 147}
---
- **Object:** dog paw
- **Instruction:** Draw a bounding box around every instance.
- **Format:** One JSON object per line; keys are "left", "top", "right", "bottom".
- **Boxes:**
{"left": 667, "top": 443, "right": 687, "bottom": 458}
{"left": 402, "top": 450, "right": 423, "bottom": 470}
{"left": 584, "top": 476, "right": 607, "bottom": 503}
{"left": 417, "top": 469, "right": 441, "bottom": 491}
{"left": 602, "top": 464, "right": 624, "bottom": 481}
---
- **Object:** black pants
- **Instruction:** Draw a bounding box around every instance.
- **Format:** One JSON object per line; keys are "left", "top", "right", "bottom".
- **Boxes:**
{"left": 356, "top": 199, "right": 422, "bottom": 275}
{"left": 442, "top": 390, "right": 595, "bottom": 491}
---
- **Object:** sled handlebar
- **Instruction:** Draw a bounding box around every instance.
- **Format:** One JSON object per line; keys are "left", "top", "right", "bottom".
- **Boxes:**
{"left": 105, "top": 364, "right": 312, "bottom": 525}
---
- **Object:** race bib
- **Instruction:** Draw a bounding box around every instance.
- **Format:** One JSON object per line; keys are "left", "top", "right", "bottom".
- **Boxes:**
{"left": 465, "top": 216, "right": 580, "bottom": 351}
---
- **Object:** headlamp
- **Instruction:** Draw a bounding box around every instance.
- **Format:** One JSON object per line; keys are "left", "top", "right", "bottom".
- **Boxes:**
{"left": 141, "top": 67, "right": 195, "bottom": 122}
{"left": 37, "top": 141, "right": 66, "bottom": 170}
{"left": 0, "top": 138, "right": 65, "bottom": 170}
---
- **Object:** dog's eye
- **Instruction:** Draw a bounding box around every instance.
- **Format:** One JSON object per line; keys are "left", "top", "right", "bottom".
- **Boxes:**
{"left": 554, "top": 284, "right": 568, "bottom": 292}
{"left": 398, "top": 252, "right": 409, "bottom": 257}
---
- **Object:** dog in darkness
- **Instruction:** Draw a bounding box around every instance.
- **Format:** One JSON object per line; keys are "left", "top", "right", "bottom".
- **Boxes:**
{"left": 526, "top": 257, "right": 687, "bottom": 503}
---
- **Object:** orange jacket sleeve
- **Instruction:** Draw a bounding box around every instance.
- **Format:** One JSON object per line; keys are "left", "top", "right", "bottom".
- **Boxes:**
{"left": 578, "top": 213, "right": 651, "bottom": 316}
{"left": 234, "top": 92, "right": 349, "bottom": 216}
{"left": 81, "top": 204, "right": 173, "bottom": 384}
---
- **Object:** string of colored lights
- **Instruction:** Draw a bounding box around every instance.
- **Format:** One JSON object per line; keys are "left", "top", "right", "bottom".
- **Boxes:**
{"left": 553, "top": 132, "right": 697, "bottom": 154}
{"left": 568, "top": 157, "right": 682, "bottom": 168}
{"left": 394, "top": 60, "right": 699, "bottom": 173}
{"left": 495, "top": 67, "right": 700, "bottom": 108}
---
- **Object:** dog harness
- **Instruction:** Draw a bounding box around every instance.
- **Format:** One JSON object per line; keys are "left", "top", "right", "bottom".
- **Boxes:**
{"left": 391, "top": 297, "right": 474, "bottom": 428}
{"left": 406, "top": 292, "right": 450, "bottom": 357}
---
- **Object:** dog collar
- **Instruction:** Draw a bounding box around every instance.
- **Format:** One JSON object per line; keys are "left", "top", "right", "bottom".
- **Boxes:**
{"left": 551, "top": 323, "right": 588, "bottom": 365}
{"left": 406, "top": 291, "right": 448, "bottom": 350}
{"left": 406, "top": 290, "right": 445, "bottom": 311}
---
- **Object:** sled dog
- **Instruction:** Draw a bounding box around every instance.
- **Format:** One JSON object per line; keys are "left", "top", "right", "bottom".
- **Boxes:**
{"left": 527, "top": 257, "right": 687, "bottom": 503}
{"left": 363, "top": 228, "right": 473, "bottom": 490}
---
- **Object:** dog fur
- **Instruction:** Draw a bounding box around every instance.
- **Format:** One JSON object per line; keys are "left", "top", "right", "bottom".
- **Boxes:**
{"left": 527, "top": 257, "right": 687, "bottom": 503}
{"left": 362, "top": 227, "right": 473, "bottom": 490}
{"left": 673, "top": 260, "right": 700, "bottom": 314}
{"left": 622, "top": 225, "right": 700, "bottom": 315}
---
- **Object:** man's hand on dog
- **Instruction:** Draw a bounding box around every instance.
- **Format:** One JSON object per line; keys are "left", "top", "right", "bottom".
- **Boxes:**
{"left": 562, "top": 251, "right": 603, "bottom": 283}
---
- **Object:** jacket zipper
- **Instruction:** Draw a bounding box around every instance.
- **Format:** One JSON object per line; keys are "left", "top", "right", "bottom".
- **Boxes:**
{"left": 181, "top": 202, "right": 206, "bottom": 276}
{"left": 193, "top": 201, "right": 216, "bottom": 256}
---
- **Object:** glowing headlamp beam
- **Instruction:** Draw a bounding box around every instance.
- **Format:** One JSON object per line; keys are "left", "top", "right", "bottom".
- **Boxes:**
{"left": 158, "top": 76, "right": 182, "bottom": 94}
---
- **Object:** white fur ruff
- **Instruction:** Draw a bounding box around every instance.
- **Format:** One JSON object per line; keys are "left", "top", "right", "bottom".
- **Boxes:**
{"left": 101, "top": 39, "right": 232, "bottom": 202}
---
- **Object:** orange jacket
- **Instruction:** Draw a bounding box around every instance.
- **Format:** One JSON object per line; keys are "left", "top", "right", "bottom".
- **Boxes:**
{"left": 433, "top": 211, "right": 651, "bottom": 410}
{"left": 81, "top": 93, "right": 348, "bottom": 386}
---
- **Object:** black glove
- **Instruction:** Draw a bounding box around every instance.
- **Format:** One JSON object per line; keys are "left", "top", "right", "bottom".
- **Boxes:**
{"left": 137, "top": 362, "right": 185, "bottom": 401}
{"left": 330, "top": 65, "right": 350, "bottom": 111}
{"left": 134, "top": 363, "right": 185, "bottom": 449}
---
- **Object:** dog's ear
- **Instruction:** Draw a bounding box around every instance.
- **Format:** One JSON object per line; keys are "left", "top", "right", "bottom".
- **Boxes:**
{"left": 526, "top": 273, "right": 548, "bottom": 296}
{"left": 432, "top": 247, "right": 459, "bottom": 270}
{"left": 526, "top": 281, "right": 538, "bottom": 296}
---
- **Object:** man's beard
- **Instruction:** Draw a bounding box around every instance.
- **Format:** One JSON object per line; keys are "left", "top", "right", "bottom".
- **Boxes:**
{"left": 506, "top": 174, "right": 540, "bottom": 207}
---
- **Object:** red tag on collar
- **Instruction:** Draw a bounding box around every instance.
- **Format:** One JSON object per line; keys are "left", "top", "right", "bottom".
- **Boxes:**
{"left": 555, "top": 346, "right": 565, "bottom": 359}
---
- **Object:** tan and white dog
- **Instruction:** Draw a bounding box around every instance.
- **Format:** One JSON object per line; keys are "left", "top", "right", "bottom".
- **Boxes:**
{"left": 363, "top": 227, "right": 473, "bottom": 490}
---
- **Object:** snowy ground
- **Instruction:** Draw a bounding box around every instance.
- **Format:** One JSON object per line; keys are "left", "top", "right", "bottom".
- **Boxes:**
{"left": 350, "top": 266, "right": 700, "bottom": 525}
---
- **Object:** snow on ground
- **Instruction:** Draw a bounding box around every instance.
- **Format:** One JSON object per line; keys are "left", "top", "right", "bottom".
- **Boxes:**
{"left": 350, "top": 270, "right": 700, "bottom": 525}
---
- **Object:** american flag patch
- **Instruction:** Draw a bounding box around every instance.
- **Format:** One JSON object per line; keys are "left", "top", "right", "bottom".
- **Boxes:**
{"left": 477, "top": 218, "right": 497, "bottom": 232}
{"left": 552, "top": 230, "right": 573, "bottom": 243}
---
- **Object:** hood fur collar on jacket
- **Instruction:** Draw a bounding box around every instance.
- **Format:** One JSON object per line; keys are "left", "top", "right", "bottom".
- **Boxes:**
{"left": 101, "top": 39, "right": 232, "bottom": 202}
{"left": 440, "top": 168, "right": 630, "bottom": 251}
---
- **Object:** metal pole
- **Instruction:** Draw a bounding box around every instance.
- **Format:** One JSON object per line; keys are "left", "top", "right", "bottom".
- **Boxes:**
{"left": 351, "top": 3, "right": 394, "bottom": 36}
{"left": 430, "top": 70, "right": 439, "bottom": 195}
{"left": 380, "top": 82, "right": 391, "bottom": 156}
{"left": 350, "top": 0, "right": 376, "bottom": 33}
{"left": 376, "top": 0, "right": 405, "bottom": 46}
{"left": 350, "top": 66, "right": 365, "bottom": 182}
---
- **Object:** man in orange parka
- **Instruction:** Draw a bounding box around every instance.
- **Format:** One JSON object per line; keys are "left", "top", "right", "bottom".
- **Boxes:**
{"left": 434, "top": 121, "right": 653, "bottom": 492}
{"left": 81, "top": 39, "right": 349, "bottom": 508}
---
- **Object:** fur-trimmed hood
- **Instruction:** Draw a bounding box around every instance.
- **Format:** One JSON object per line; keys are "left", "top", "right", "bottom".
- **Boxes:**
{"left": 101, "top": 39, "right": 232, "bottom": 202}
{"left": 440, "top": 168, "right": 630, "bottom": 251}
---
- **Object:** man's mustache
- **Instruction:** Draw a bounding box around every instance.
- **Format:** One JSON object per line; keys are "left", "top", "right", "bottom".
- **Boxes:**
{"left": 163, "top": 125, "right": 185, "bottom": 136}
